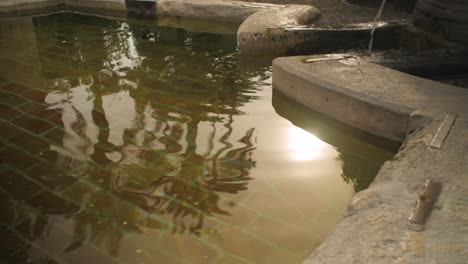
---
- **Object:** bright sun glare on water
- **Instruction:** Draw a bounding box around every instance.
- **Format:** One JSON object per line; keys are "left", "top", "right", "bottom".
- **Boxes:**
{"left": 288, "top": 126, "right": 328, "bottom": 161}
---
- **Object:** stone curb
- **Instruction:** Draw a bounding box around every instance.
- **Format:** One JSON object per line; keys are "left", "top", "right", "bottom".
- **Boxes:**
{"left": 0, "top": 0, "right": 62, "bottom": 15}
{"left": 0, "top": 0, "right": 412, "bottom": 57}
{"left": 272, "top": 55, "right": 468, "bottom": 263}
{"left": 273, "top": 56, "right": 415, "bottom": 142}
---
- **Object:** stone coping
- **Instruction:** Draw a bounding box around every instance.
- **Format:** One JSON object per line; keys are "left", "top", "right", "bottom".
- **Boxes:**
{"left": 273, "top": 54, "right": 468, "bottom": 141}
{"left": 0, "top": 0, "right": 319, "bottom": 55}
{"left": 272, "top": 55, "right": 468, "bottom": 263}
{"left": 0, "top": 0, "right": 414, "bottom": 56}
{"left": 0, "top": 0, "right": 62, "bottom": 15}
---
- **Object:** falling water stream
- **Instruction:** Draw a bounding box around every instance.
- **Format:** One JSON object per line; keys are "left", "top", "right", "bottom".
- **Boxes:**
{"left": 368, "top": 0, "right": 388, "bottom": 53}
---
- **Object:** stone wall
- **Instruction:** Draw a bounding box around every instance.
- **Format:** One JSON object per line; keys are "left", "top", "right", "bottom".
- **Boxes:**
{"left": 0, "top": 0, "right": 62, "bottom": 14}
{"left": 413, "top": 0, "right": 468, "bottom": 44}
{"left": 0, "top": 0, "right": 127, "bottom": 14}
{"left": 64, "top": 0, "right": 126, "bottom": 11}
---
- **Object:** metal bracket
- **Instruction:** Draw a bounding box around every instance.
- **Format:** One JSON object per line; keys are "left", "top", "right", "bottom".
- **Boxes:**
{"left": 430, "top": 112, "right": 457, "bottom": 149}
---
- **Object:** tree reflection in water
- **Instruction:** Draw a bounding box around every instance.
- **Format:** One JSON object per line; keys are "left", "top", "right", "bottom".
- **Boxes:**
{"left": 25, "top": 13, "right": 265, "bottom": 255}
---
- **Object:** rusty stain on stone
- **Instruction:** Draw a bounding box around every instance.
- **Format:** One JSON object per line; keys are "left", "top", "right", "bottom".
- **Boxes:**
{"left": 408, "top": 179, "right": 442, "bottom": 231}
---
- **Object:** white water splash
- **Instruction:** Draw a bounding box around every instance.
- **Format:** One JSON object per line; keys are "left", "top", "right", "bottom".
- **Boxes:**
{"left": 368, "top": 0, "right": 387, "bottom": 53}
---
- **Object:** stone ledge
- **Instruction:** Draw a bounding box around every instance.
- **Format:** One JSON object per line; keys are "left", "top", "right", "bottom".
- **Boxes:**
{"left": 271, "top": 54, "right": 468, "bottom": 264}
{"left": 0, "top": 0, "right": 325, "bottom": 56}
{"left": 414, "top": 0, "right": 468, "bottom": 44}
{"left": 0, "top": 0, "right": 62, "bottom": 14}
{"left": 237, "top": 5, "right": 321, "bottom": 56}
{"left": 64, "top": 0, "right": 126, "bottom": 11}
{"left": 154, "top": 0, "right": 262, "bottom": 23}
{"left": 273, "top": 56, "right": 418, "bottom": 142}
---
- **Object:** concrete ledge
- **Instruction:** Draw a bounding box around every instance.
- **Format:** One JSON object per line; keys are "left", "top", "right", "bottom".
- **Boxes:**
{"left": 273, "top": 55, "right": 468, "bottom": 142}
{"left": 3, "top": 0, "right": 398, "bottom": 57}
{"left": 273, "top": 56, "right": 414, "bottom": 142}
{"left": 414, "top": 0, "right": 468, "bottom": 44}
{"left": 239, "top": 20, "right": 413, "bottom": 57}
{"left": 0, "top": 0, "right": 326, "bottom": 56}
{"left": 304, "top": 115, "right": 468, "bottom": 264}
{"left": 64, "top": 0, "right": 126, "bottom": 11}
{"left": 272, "top": 54, "right": 468, "bottom": 263}
{"left": 154, "top": 0, "right": 262, "bottom": 23}
{"left": 151, "top": 15, "right": 239, "bottom": 35}
{"left": 0, "top": 0, "right": 62, "bottom": 14}
{"left": 123, "top": 0, "right": 272, "bottom": 23}
{"left": 237, "top": 5, "right": 321, "bottom": 55}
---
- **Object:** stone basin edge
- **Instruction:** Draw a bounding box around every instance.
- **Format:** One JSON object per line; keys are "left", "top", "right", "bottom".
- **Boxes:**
{"left": 272, "top": 55, "right": 468, "bottom": 263}
{"left": 0, "top": 0, "right": 405, "bottom": 57}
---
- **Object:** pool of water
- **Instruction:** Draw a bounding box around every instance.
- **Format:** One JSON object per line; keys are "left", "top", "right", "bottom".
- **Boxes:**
{"left": 0, "top": 12, "right": 395, "bottom": 264}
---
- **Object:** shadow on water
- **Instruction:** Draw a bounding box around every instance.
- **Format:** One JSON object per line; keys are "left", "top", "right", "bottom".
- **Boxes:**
{"left": 272, "top": 90, "right": 399, "bottom": 192}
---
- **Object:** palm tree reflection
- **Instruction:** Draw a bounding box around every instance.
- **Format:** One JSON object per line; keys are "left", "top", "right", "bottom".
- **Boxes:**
{"left": 27, "top": 12, "right": 261, "bottom": 256}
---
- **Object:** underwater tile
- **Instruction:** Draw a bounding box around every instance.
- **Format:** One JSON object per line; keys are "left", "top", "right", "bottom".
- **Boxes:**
{"left": 62, "top": 164, "right": 113, "bottom": 190}
{"left": 257, "top": 248, "right": 304, "bottom": 264}
{"left": 16, "top": 191, "right": 152, "bottom": 263}
{"left": 0, "top": 91, "right": 26, "bottom": 107}
{"left": 215, "top": 255, "right": 251, "bottom": 264}
{"left": 12, "top": 115, "right": 54, "bottom": 135}
{"left": 41, "top": 127, "right": 65, "bottom": 146}
{"left": 6, "top": 244, "right": 61, "bottom": 264}
{"left": 8, "top": 131, "right": 50, "bottom": 155}
{"left": 113, "top": 234, "right": 179, "bottom": 264}
{"left": 58, "top": 243, "right": 117, "bottom": 264}
{"left": 0, "top": 190, "right": 31, "bottom": 227}
{"left": 0, "top": 226, "right": 28, "bottom": 258}
{"left": 0, "top": 105, "right": 22, "bottom": 121}
{"left": 203, "top": 224, "right": 274, "bottom": 263}
{"left": 212, "top": 202, "right": 258, "bottom": 228}
{"left": 51, "top": 226, "right": 118, "bottom": 264}
{"left": 14, "top": 214, "right": 116, "bottom": 264}
{"left": 61, "top": 179, "right": 149, "bottom": 225}
{"left": 0, "top": 168, "right": 43, "bottom": 201}
{"left": 25, "top": 191, "right": 79, "bottom": 216}
{"left": 243, "top": 191, "right": 313, "bottom": 231}
{"left": 0, "top": 146, "right": 41, "bottom": 171}
{"left": 17, "top": 102, "right": 61, "bottom": 120}
{"left": 0, "top": 82, "right": 31, "bottom": 95}
{"left": 246, "top": 216, "right": 319, "bottom": 256}
{"left": 36, "top": 150, "right": 59, "bottom": 165}
{"left": 20, "top": 89, "right": 49, "bottom": 104}
{"left": 44, "top": 113, "right": 63, "bottom": 127}
{"left": 0, "top": 11, "right": 396, "bottom": 263}
{"left": 157, "top": 232, "right": 222, "bottom": 264}
{"left": 25, "top": 162, "right": 78, "bottom": 191}
{"left": 0, "top": 120, "right": 23, "bottom": 140}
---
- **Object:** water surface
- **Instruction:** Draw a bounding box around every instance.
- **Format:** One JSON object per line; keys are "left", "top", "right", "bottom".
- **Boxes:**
{"left": 0, "top": 12, "right": 395, "bottom": 264}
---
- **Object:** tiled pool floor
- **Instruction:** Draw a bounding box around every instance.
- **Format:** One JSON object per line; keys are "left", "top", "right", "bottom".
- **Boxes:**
{"left": 0, "top": 12, "right": 395, "bottom": 264}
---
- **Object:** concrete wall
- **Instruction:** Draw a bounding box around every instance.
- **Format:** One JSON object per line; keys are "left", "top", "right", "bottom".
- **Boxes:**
{"left": 64, "top": 0, "right": 126, "bottom": 11}
{"left": 0, "top": 0, "right": 62, "bottom": 14}
{"left": 0, "top": 0, "right": 126, "bottom": 14}
{"left": 414, "top": 0, "right": 468, "bottom": 44}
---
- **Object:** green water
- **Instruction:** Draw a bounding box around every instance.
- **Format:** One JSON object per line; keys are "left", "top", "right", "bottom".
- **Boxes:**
{"left": 0, "top": 12, "right": 395, "bottom": 264}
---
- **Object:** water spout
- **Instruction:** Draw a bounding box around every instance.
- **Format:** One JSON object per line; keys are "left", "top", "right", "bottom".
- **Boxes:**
{"left": 368, "top": 0, "right": 387, "bottom": 53}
